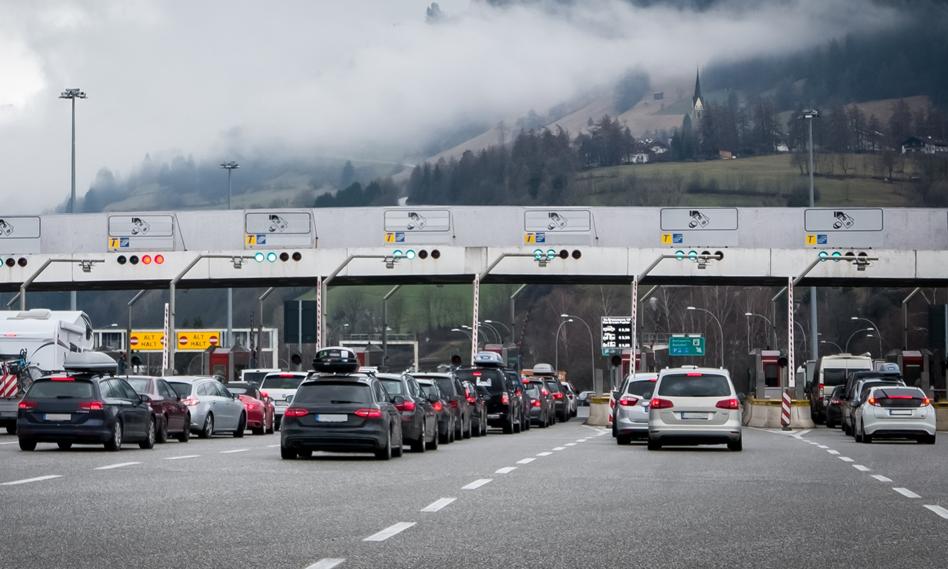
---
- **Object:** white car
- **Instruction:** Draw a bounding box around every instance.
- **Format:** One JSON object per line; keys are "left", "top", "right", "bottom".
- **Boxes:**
{"left": 853, "top": 386, "right": 936, "bottom": 444}
{"left": 613, "top": 372, "right": 658, "bottom": 444}
{"left": 260, "top": 371, "right": 307, "bottom": 430}
{"left": 647, "top": 366, "right": 742, "bottom": 451}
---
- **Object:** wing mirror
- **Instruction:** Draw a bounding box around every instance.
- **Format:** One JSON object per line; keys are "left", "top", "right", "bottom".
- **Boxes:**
{"left": 392, "top": 395, "right": 406, "bottom": 406}
{"left": 139, "top": 394, "right": 151, "bottom": 404}
{"left": 427, "top": 393, "right": 440, "bottom": 404}
{"left": 611, "top": 390, "right": 620, "bottom": 400}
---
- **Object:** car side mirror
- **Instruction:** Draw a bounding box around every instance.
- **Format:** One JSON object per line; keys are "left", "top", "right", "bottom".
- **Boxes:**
{"left": 611, "top": 390, "right": 620, "bottom": 400}
{"left": 286, "top": 395, "right": 293, "bottom": 404}
{"left": 428, "top": 393, "right": 440, "bottom": 404}
{"left": 392, "top": 395, "right": 406, "bottom": 406}
{"left": 140, "top": 394, "right": 151, "bottom": 404}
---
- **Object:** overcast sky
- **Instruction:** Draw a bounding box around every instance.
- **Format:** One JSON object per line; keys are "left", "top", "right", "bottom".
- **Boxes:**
{"left": 0, "top": 0, "right": 900, "bottom": 213}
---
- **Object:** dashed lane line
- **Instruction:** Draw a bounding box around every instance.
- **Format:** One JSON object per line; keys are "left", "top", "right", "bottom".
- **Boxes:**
{"left": 495, "top": 466, "right": 517, "bottom": 474}
{"left": 516, "top": 458, "right": 535, "bottom": 465}
{"left": 1, "top": 475, "right": 62, "bottom": 486}
{"left": 552, "top": 447, "right": 566, "bottom": 451}
{"left": 827, "top": 450, "right": 840, "bottom": 455}
{"left": 304, "top": 559, "right": 345, "bottom": 569}
{"left": 838, "top": 456, "right": 855, "bottom": 463}
{"left": 421, "top": 498, "right": 456, "bottom": 513}
{"left": 853, "top": 465, "right": 871, "bottom": 472}
{"left": 565, "top": 443, "right": 577, "bottom": 446}
{"left": 220, "top": 448, "right": 250, "bottom": 454}
{"left": 536, "top": 451, "right": 553, "bottom": 457}
{"left": 164, "top": 455, "right": 200, "bottom": 461}
{"left": 94, "top": 462, "right": 141, "bottom": 471}
{"left": 923, "top": 505, "right": 948, "bottom": 520}
{"left": 872, "top": 474, "right": 893, "bottom": 483}
{"left": 267, "top": 444, "right": 280, "bottom": 448}
{"left": 893, "top": 487, "right": 921, "bottom": 499}
{"left": 462, "top": 479, "right": 493, "bottom": 490}
{"left": 363, "top": 522, "right": 416, "bottom": 542}
{"left": 817, "top": 445, "right": 829, "bottom": 449}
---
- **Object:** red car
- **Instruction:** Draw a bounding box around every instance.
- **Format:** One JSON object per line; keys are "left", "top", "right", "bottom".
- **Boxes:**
{"left": 124, "top": 375, "right": 191, "bottom": 443}
{"left": 227, "top": 382, "right": 275, "bottom": 435}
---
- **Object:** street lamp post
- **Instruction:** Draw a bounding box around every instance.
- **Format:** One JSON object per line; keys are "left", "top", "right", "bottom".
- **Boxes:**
{"left": 382, "top": 285, "right": 401, "bottom": 371}
{"left": 60, "top": 88, "right": 87, "bottom": 311}
{"left": 850, "top": 316, "right": 885, "bottom": 354}
{"left": 801, "top": 108, "right": 821, "bottom": 366}
{"left": 744, "top": 312, "right": 776, "bottom": 348}
{"left": 554, "top": 318, "right": 573, "bottom": 370}
{"left": 820, "top": 339, "right": 843, "bottom": 353}
{"left": 220, "top": 161, "right": 240, "bottom": 349}
{"left": 484, "top": 319, "right": 511, "bottom": 344}
{"left": 687, "top": 306, "right": 725, "bottom": 368}
{"left": 560, "top": 314, "right": 596, "bottom": 389}
{"left": 845, "top": 327, "right": 875, "bottom": 353}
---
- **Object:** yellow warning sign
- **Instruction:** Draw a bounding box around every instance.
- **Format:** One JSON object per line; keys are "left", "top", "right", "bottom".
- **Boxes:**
{"left": 661, "top": 233, "right": 673, "bottom": 245}
{"left": 176, "top": 330, "right": 222, "bottom": 352}
{"left": 523, "top": 233, "right": 538, "bottom": 244}
{"left": 108, "top": 237, "right": 121, "bottom": 251}
{"left": 805, "top": 234, "right": 817, "bottom": 246}
{"left": 129, "top": 330, "right": 165, "bottom": 352}
{"left": 384, "top": 232, "right": 397, "bottom": 243}
{"left": 245, "top": 234, "right": 257, "bottom": 246}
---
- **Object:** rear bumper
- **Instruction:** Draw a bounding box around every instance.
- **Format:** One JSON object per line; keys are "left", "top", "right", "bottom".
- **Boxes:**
{"left": 864, "top": 417, "right": 935, "bottom": 437}
{"left": 648, "top": 421, "right": 742, "bottom": 444}
{"left": 281, "top": 424, "right": 388, "bottom": 452}
{"left": 487, "top": 412, "right": 511, "bottom": 427}
{"left": 16, "top": 420, "right": 113, "bottom": 443}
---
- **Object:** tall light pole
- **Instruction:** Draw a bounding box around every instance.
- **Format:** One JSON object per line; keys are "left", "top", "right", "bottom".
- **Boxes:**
{"left": 744, "top": 312, "right": 776, "bottom": 348}
{"left": 484, "top": 319, "right": 512, "bottom": 344}
{"left": 845, "top": 327, "right": 875, "bottom": 353}
{"left": 560, "top": 314, "right": 596, "bottom": 388}
{"left": 801, "top": 108, "right": 821, "bottom": 365}
{"left": 60, "top": 88, "right": 87, "bottom": 311}
{"left": 687, "top": 306, "right": 725, "bottom": 368}
{"left": 850, "top": 316, "right": 885, "bottom": 354}
{"left": 220, "top": 161, "right": 240, "bottom": 348}
{"left": 554, "top": 318, "right": 573, "bottom": 370}
{"left": 820, "top": 339, "right": 843, "bottom": 353}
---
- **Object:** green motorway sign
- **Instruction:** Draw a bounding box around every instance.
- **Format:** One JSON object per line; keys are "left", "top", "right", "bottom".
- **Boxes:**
{"left": 669, "top": 335, "right": 705, "bottom": 357}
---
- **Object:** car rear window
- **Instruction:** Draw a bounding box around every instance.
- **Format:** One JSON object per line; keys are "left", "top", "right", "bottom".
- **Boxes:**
{"left": 28, "top": 380, "right": 95, "bottom": 399}
{"left": 457, "top": 369, "right": 506, "bottom": 393}
{"left": 168, "top": 382, "right": 194, "bottom": 398}
{"left": 433, "top": 378, "right": 457, "bottom": 397}
{"left": 419, "top": 383, "right": 440, "bottom": 399}
{"left": 858, "top": 381, "right": 902, "bottom": 399}
{"left": 626, "top": 380, "right": 656, "bottom": 398}
{"left": 294, "top": 383, "right": 372, "bottom": 404}
{"left": 379, "top": 379, "right": 405, "bottom": 395}
{"left": 525, "top": 385, "right": 540, "bottom": 398}
{"left": 261, "top": 375, "right": 305, "bottom": 390}
{"left": 544, "top": 380, "right": 561, "bottom": 392}
{"left": 242, "top": 371, "right": 271, "bottom": 384}
{"left": 228, "top": 386, "right": 251, "bottom": 395}
{"left": 822, "top": 369, "right": 850, "bottom": 387}
{"left": 875, "top": 387, "right": 925, "bottom": 399}
{"left": 658, "top": 374, "right": 731, "bottom": 397}
{"left": 126, "top": 377, "right": 150, "bottom": 394}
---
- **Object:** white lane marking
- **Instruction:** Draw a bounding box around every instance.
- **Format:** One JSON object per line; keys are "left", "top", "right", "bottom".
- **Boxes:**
{"left": 462, "top": 478, "right": 493, "bottom": 490}
{"left": 872, "top": 474, "right": 893, "bottom": 483}
{"left": 220, "top": 448, "right": 249, "bottom": 454}
{"left": 421, "top": 497, "right": 456, "bottom": 513}
{"left": 495, "top": 466, "right": 517, "bottom": 474}
{"left": 304, "top": 559, "right": 345, "bottom": 569}
{"left": 817, "top": 445, "right": 829, "bottom": 449}
{"left": 94, "top": 462, "right": 141, "bottom": 471}
{"left": 1, "top": 475, "right": 62, "bottom": 486}
{"left": 0, "top": 441, "right": 18, "bottom": 445}
{"left": 893, "top": 487, "right": 921, "bottom": 499}
{"left": 164, "top": 454, "right": 200, "bottom": 460}
{"left": 826, "top": 450, "right": 840, "bottom": 455}
{"left": 536, "top": 451, "right": 553, "bottom": 457}
{"left": 516, "top": 458, "right": 535, "bottom": 464}
{"left": 552, "top": 446, "right": 566, "bottom": 451}
{"left": 565, "top": 443, "right": 577, "bottom": 446}
{"left": 838, "top": 456, "right": 854, "bottom": 463}
{"left": 576, "top": 439, "right": 588, "bottom": 442}
{"left": 923, "top": 505, "right": 948, "bottom": 520}
{"left": 363, "top": 522, "right": 416, "bottom": 542}
{"left": 267, "top": 444, "right": 280, "bottom": 448}
{"left": 852, "top": 465, "right": 871, "bottom": 472}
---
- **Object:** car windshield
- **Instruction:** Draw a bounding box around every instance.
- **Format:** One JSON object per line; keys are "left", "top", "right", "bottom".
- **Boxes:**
{"left": 379, "top": 379, "right": 405, "bottom": 395}
{"left": 293, "top": 383, "right": 371, "bottom": 404}
{"left": 658, "top": 374, "right": 731, "bottom": 397}
{"left": 626, "top": 380, "right": 656, "bottom": 398}
{"left": 261, "top": 375, "right": 305, "bottom": 390}
{"left": 28, "top": 380, "right": 96, "bottom": 399}
{"left": 168, "top": 382, "right": 193, "bottom": 398}
{"left": 125, "top": 377, "right": 150, "bottom": 394}
{"left": 457, "top": 369, "right": 506, "bottom": 393}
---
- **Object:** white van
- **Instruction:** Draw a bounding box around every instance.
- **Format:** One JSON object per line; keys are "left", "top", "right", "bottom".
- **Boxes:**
{"left": 808, "top": 354, "right": 873, "bottom": 423}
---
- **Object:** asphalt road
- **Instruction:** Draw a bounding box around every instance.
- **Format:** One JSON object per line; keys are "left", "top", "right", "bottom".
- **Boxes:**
{"left": 1, "top": 415, "right": 946, "bottom": 569}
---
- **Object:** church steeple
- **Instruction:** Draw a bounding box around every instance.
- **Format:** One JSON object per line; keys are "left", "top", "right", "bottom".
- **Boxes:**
{"left": 691, "top": 68, "right": 705, "bottom": 121}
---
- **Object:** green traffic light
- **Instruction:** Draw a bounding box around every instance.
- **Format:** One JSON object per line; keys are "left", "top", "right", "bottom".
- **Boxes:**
{"left": 406, "top": 249, "right": 416, "bottom": 260}
{"left": 675, "top": 250, "right": 685, "bottom": 261}
{"left": 546, "top": 249, "right": 556, "bottom": 260}
{"left": 393, "top": 249, "right": 404, "bottom": 258}
{"left": 254, "top": 252, "right": 265, "bottom": 263}
{"left": 266, "top": 252, "right": 278, "bottom": 263}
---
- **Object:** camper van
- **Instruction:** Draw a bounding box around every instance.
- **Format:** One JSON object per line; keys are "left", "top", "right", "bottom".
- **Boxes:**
{"left": 807, "top": 353, "right": 873, "bottom": 423}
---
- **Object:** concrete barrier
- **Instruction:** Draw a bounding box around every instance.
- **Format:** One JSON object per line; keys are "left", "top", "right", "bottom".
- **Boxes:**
{"left": 586, "top": 395, "right": 612, "bottom": 427}
{"left": 935, "top": 403, "right": 948, "bottom": 431}
{"left": 743, "top": 397, "right": 815, "bottom": 430}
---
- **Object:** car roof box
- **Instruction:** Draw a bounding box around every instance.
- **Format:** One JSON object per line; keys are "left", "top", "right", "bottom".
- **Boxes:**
{"left": 63, "top": 352, "right": 117, "bottom": 374}
{"left": 532, "top": 363, "right": 555, "bottom": 375}
{"left": 312, "top": 346, "right": 360, "bottom": 374}
{"left": 473, "top": 351, "right": 505, "bottom": 367}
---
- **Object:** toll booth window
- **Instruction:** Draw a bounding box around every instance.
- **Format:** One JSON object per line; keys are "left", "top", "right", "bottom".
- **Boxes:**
{"left": 764, "top": 364, "right": 780, "bottom": 388}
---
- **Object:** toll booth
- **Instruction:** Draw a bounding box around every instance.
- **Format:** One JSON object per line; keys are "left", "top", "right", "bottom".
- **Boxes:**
{"left": 205, "top": 346, "right": 251, "bottom": 382}
{"left": 749, "top": 349, "right": 782, "bottom": 399}
{"left": 885, "top": 349, "right": 932, "bottom": 395}
{"left": 620, "top": 349, "right": 643, "bottom": 376}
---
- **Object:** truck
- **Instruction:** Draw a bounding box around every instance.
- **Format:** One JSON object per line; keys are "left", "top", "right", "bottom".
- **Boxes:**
{"left": 0, "top": 309, "right": 95, "bottom": 433}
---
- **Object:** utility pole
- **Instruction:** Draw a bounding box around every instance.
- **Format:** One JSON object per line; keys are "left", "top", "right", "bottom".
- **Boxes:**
{"left": 802, "top": 109, "right": 821, "bottom": 365}
{"left": 220, "top": 161, "right": 240, "bottom": 348}
{"left": 60, "top": 88, "right": 86, "bottom": 311}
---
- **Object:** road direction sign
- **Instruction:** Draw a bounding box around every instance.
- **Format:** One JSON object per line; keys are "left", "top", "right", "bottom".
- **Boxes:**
{"left": 669, "top": 334, "right": 706, "bottom": 357}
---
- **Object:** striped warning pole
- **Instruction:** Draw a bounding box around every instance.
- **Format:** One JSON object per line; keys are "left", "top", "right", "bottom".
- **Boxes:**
{"left": 783, "top": 275, "right": 794, "bottom": 431}
{"left": 781, "top": 390, "right": 792, "bottom": 431}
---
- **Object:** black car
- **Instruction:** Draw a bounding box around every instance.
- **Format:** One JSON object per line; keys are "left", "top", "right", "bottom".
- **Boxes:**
{"left": 18, "top": 371, "right": 156, "bottom": 452}
{"left": 378, "top": 373, "right": 438, "bottom": 453}
{"left": 457, "top": 367, "right": 521, "bottom": 434}
{"left": 504, "top": 370, "right": 530, "bottom": 432}
{"left": 825, "top": 385, "right": 845, "bottom": 429}
{"left": 461, "top": 379, "right": 488, "bottom": 437}
{"left": 416, "top": 379, "right": 450, "bottom": 447}
{"left": 412, "top": 373, "right": 472, "bottom": 440}
{"left": 523, "top": 377, "right": 553, "bottom": 428}
{"left": 540, "top": 376, "right": 569, "bottom": 422}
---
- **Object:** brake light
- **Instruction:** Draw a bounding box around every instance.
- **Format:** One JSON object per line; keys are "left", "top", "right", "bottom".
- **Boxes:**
{"left": 686, "top": 372, "right": 702, "bottom": 377}
{"left": 887, "top": 395, "right": 913, "bottom": 399}
{"left": 921, "top": 396, "right": 931, "bottom": 406}
{"left": 650, "top": 397, "right": 674, "bottom": 409}
{"left": 867, "top": 396, "right": 880, "bottom": 407}
{"left": 818, "top": 382, "right": 824, "bottom": 399}
{"left": 279, "top": 373, "right": 296, "bottom": 378}
{"left": 531, "top": 399, "right": 541, "bottom": 408}
{"left": 466, "top": 395, "right": 476, "bottom": 404}
{"left": 449, "top": 399, "right": 459, "bottom": 409}
{"left": 541, "top": 388, "right": 549, "bottom": 396}
{"left": 432, "top": 401, "right": 443, "bottom": 412}
{"left": 50, "top": 376, "right": 75, "bottom": 382}
{"left": 472, "top": 371, "right": 482, "bottom": 377}
{"left": 552, "top": 392, "right": 564, "bottom": 400}
{"left": 715, "top": 398, "right": 740, "bottom": 410}
{"left": 618, "top": 396, "right": 639, "bottom": 407}
{"left": 284, "top": 407, "right": 309, "bottom": 417}
{"left": 182, "top": 396, "right": 199, "bottom": 407}
{"left": 501, "top": 392, "right": 509, "bottom": 405}
{"left": 396, "top": 400, "right": 416, "bottom": 412}
{"left": 260, "top": 391, "right": 269, "bottom": 399}
{"left": 18, "top": 400, "right": 37, "bottom": 410}
{"left": 354, "top": 407, "right": 382, "bottom": 419}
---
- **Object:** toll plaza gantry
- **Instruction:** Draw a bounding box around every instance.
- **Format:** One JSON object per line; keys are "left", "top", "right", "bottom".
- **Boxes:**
{"left": 1, "top": 206, "right": 947, "bottom": 374}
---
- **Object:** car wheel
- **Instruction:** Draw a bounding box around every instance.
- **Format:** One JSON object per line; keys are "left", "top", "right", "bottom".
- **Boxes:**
{"left": 920, "top": 433, "right": 936, "bottom": 444}
{"left": 502, "top": 414, "right": 514, "bottom": 434}
{"left": 299, "top": 449, "right": 313, "bottom": 459}
{"left": 57, "top": 442, "right": 72, "bottom": 450}
{"left": 375, "top": 429, "right": 393, "bottom": 461}
{"left": 18, "top": 437, "right": 36, "bottom": 451}
{"left": 233, "top": 413, "right": 246, "bottom": 438}
{"left": 427, "top": 424, "right": 440, "bottom": 451}
{"left": 274, "top": 417, "right": 281, "bottom": 432}
{"left": 266, "top": 414, "right": 275, "bottom": 434}
{"left": 156, "top": 416, "right": 168, "bottom": 444}
{"left": 6, "top": 424, "right": 16, "bottom": 435}
{"left": 513, "top": 414, "right": 521, "bottom": 434}
{"left": 411, "top": 420, "right": 427, "bottom": 453}
{"left": 252, "top": 426, "right": 264, "bottom": 435}
{"left": 281, "top": 445, "right": 298, "bottom": 460}
{"left": 647, "top": 437, "right": 661, "bottom": 451}
{"left": 616, "top": 434, "right": 631, "bottom": 445}
{"left": 139, "top": 418, "right": 156, "bottom": 449}
{"left": 826, "top": 417, "right": 835, "bottom": 429}
{"left": 480, "top": 416, "right": 487, "bottom": 436}
{"left": 177, "top": 415, "right": 191, "bottom": 443}
{"left": 199, "top": 414, "right": 214, "bottom": 439}
{"left": 105, "top": 421, "right": 123, "bottom": 451}
{"left": 727, "top": 437, "right": 743, "bottom": 452}
{"left": 861, "top": 421, "right": 872, "bottom": 444}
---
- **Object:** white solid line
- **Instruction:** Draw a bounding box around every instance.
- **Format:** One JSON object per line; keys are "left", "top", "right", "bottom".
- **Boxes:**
{"left": 363, "top": 522, "right": 416, "bottom": 542}
{"left": 0, "top": 441, "right": 18, "bottom": 445}
{"left": 853, "top": 465, "right": 871, "bottom": 472}
{"left": 462, "top": 478, "right": 493, "bottom": 490}
{"left": 516, "top": 458, "right": 535, "bottom": 465}
{"left": 164, "top": 454, "right": 200, "bottom": 460}
{"left": 838, "top": 456, "right": 855, "bottom": 463}
{"left": 495, "top": 466, "right": 517, "bottom": 474}
{"left": 304, "top": 559, "right": 345, "bottom": 569}
{"left": 872, "top": 474, "right": 893, "bottom": 483}
{"left": 552, "top": 446, "right": 566, "bottom": 451}
{"left": 576, "top": 439, "right": 588, "bottom": 442}
{"left": 893, "top": 487, "right": 921, "bottom": 499}
{"left": 267, "top": 444, "right": 280, "bottom": 448}
{"left": 923, "top": 505, "right": 948, "bottom": 520}
{"left": 827, "top": 450, "right": 840, "bottom": 455}
{"left": 565, "top": 443, "right": 576, "bottom": 446}
{"left": 1, "top": 475, "right": 62, "bottom": 486}
{"left": 817, "top": 445, "right": 829, "bottom": 449}
{"left": 421, "top": 497, "right": 456, "bottom": 513}
{"left": 94, "top": 462, "right": 141, "bottom": 471}
{"left": 220, "top": 448, "right": 249, "bottom": 454}
{"left": 797, "top": 429, "right": 812, "bottom": 437}
{"left": 536, "top": 451, "right": 553, "bottom": 457}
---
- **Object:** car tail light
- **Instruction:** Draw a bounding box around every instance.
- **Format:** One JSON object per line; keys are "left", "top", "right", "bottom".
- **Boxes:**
{"left": 472, "top": 371, "right": 482, "bottom": 377}
{"left": 182, "top": 396, "right": 199, "bottom": 407}
{"left": 501, "top": 393, "right": 509, "bottom": 405}
{"left": 449, "top": 399, "right": 459, "bottom": 409}
{"left": 284, "top": 407, "right": 309, "bottom": 417}
{"left": 531, "top": 399, "right": 541, "bottom": 408}
{"left": 887, "top": 395, "right": 913, "bottom": 399}
{"left": 920, "top": 396, "right": 931, "bottom": 406}
{"left": 260, "top": 391, "right": 269, "bottom": 399}
{"left": 541, "top": 388, "right": 549, "bottom": 396}
{"left": 154, "top": 254, "right": 165, "bottom": 265}
{"left": 686, "top": 372, "right": 702, "bottom": 377}
{"left": 867, "top": 396, "right": 880, "bottom": 407}
{"left": 50, "top": 376, "right": 75, "bottom": 382}
{"left": 432, "top": 401, "right": 443, "bottom": 412}
{"left": 466, "top": 395, "right": 476, "bottom": 404}
{"left": 79, "top": 401, "right": 105, "bottom": 411}
{"left": 618, "top": 396, "right": 639, "bottom": 407}
{"left": 552, "top": 392, "right": 564, "bottom": 400}
{"left": 715, "top": 398, "right": 740, "bottom": 410}
{"left": 650, "top": 397, "right": 674, "bottom": 409}
{"left": 354, "top": 407, "right": 382, "bottom": 419}
{"left": 18, "top": 400, "right": 37, "bottom": 410}
{"left": 279, "top": 373, "right": 296, "bottom": 378}
{"left": 396, "top": 400, "right": 416, "bottom": 412}
{"left": 818, "top": 381, "right": 824, "bottom": 399}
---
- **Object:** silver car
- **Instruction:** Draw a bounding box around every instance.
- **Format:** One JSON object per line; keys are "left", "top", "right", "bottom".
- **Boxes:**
{"left": 647, "top": 366, "right": 742, "bottom": 451}
{"left": 613, "top": 372, "right": 658, "bottom": 444}
{"left": 260, "top": 371, "right": 307, "bottom": 430}
{"left": 167, "top": 376, "right": 247, "bottom": 438}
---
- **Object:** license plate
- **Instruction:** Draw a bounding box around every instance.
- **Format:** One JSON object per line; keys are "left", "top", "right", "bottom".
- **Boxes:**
{"left": 889, "top": 409, "right": 912, "bottom": 416}
{"left": 315, "top": 414, "right": 348, "bottom": 423}
{"left": 681, "top": 412, "right": 709, "bottom": 420}
{"left": 45, "top": 413, "right": 71, "bottom": 422}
